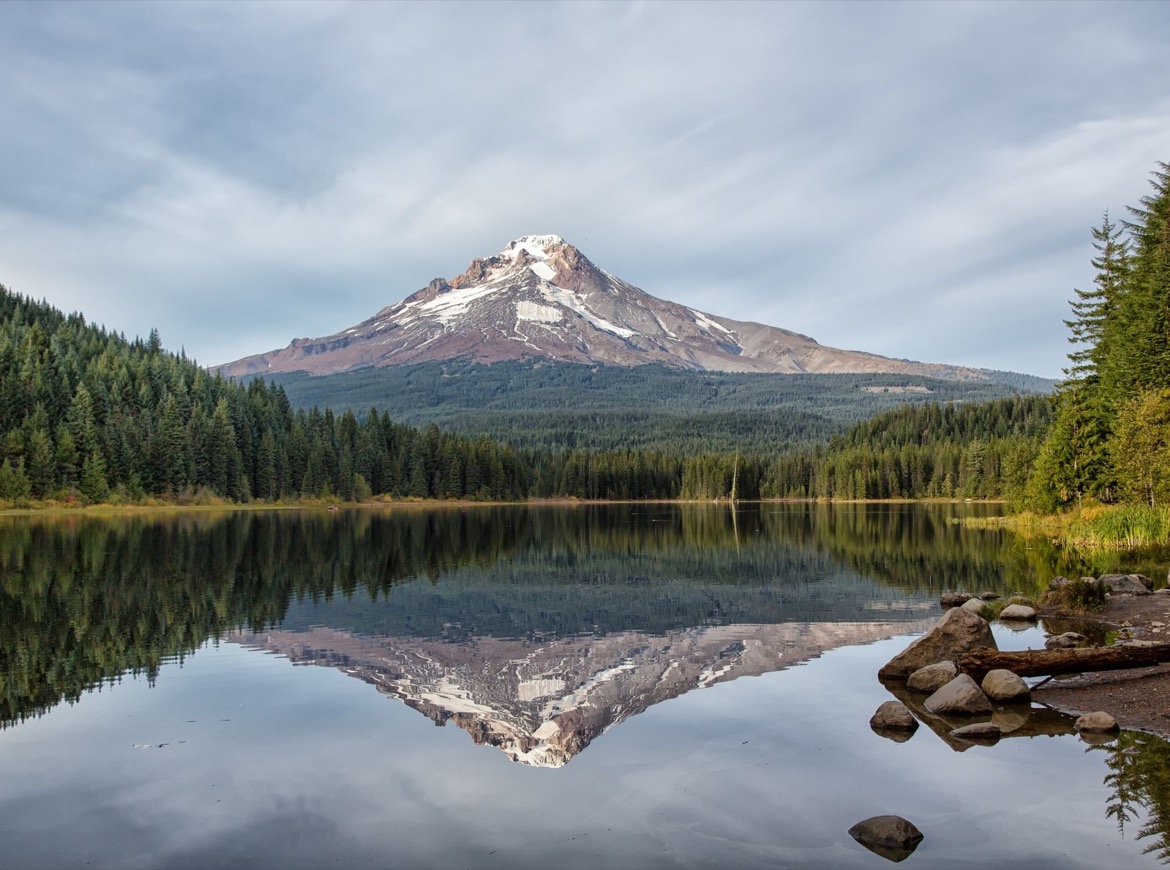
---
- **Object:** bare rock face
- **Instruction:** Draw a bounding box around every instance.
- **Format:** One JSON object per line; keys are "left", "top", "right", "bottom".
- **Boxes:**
{"left": 870, "top": 700, "right": 918, "bottom": 733}
{"left": 1075, "top": 711, "right": 1119, "bottom": 733}
{"left": 848, "top": 815, "right": 924, "bottom": 861}
{"left": 879, "top": 608, "right": 997, "bottom": 680}
{"left": 906, "top": 661, "right": 958, "bottom": 694}
{"left": 924, "top": 674, "right": 993, "bottom": 715}
{"left": 981, "top": 669, "right": 1030, "bottom": 703}
{"left": 960, "top": 598, "right": 987, "bottom": 613}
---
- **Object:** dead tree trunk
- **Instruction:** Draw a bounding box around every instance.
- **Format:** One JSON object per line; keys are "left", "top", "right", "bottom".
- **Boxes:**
{"left": 959, "top": 643, "right": 1170, "bottom": 683}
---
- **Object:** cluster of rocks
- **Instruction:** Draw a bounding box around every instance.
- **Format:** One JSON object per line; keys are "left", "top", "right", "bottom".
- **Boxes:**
{"left": 872, "top": 604, "right": 1119, "bottom": 745}
{"left": 939, "top": 590, "right": 1039, "bottom": 622}
{"left": 1050, "top": 573, "right": 1154, "bottom": 596}
{"left": 852, "top": 587, "right": 1129, "bottom": 860}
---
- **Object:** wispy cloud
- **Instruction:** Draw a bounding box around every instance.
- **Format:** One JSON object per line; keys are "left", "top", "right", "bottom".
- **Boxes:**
{"left": 0, "top": 2, "right": 1166, "bottom": 375}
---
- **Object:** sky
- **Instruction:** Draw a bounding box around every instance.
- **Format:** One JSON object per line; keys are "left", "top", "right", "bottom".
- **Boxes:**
{"left": 1, "top": 2, "right": 1167, "bottom": 379}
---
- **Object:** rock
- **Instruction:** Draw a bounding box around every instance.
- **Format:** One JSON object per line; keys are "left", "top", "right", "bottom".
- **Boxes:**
{"left": 981, "top": 669, "right": 1030, "bottom": 703}
{"left": 1100, "top": 574, "right": 1152, "bottom": 595}
{"left": 879, "top": 608, "right": 998, "bottom": 680}
{"left": 848, "top": 815, "right": 924, "bottom": 860}
{"left": 949, "top": 722, "right": 1002, "bottom": 741}
{"left": 870, "top": 701, "right": 918, "bottom": 732}
{"left": 1156, "top": 587, "right": 1170, "bottom": 596}
{"left": 1045, "top": 632, "right": 1087, "bottom": 649}
{"left": 1049, "top": 576, "right": 1070, "bottom": 589}
{"left": 907, "top": 661, "right": 958, "bottom": 693}
{"left": 960, "top": 597, "right": 987, "bottom": 613}
{"left": 924, "top": 674, "right": 993, "bottom": 715}
{"left": 1075, "top": 711, "right": 1119, "bottom": 733}
{"left": 999, "top": 604, "right": 1037, "bottom": 621}
{"left": 977, "top": 591, "right": 1001, "bottom": 601}
{"left": 940, "top": 592, "right": 973, "bottom": 608}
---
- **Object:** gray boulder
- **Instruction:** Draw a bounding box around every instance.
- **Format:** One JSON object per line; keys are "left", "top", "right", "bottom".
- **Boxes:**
{"left": 907, "top": 661, "right": 958, "bottom": 693}
{"left": 961, "top": 597, "right": 987, "bottom": 613}
{"left": 870, "top": 700, "right": 918, "bottom": 733}
{"left": 981, "top": 669, "right": 1031, "bottom": 702}
{"left": 1075, "top": 711, "right": 1119, "bottom": 733}
{"left": 1045, "top": 632, "right": 1088, "bottom": 649}
{"left": 1100, "top": 574, "right": 1152, "bottom": 595}
{"left": 977, "top": 591, "right": 1001, "bottom": 601}
{"left": 999, "top": 604, "right": 1037, "bottom": 621}
{"left": 925, "top": 674, "right": 993, "bottom": 715}
{"left": 1049, "top": 576, "right": 1070, "bottom": 590}
{"left": 848, "top": 815, "right": 924, "bottom": 857}
{"left": 879, "top": 608, "right": 998, "bottom": 680}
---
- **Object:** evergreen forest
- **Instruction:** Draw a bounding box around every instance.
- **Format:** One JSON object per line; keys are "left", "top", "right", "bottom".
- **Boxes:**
{"left": 1027, "top": 162, "right": 1170, "bottom": 511}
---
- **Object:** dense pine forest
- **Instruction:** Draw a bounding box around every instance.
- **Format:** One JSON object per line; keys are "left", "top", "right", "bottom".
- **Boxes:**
{"left": 0, "top": 282, "right": 1055, "bottom": 506}
{"left": 271, "top": 359, "right": 1050, "bottom": 456}
{"left": 1027, "top": 162, "right": 1170, "bottom": 511}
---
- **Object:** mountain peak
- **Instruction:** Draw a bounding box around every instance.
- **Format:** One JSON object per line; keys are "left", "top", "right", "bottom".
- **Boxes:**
{"left": 499, "top": 234, "right": 567, "bottom": 260}
{"left": 214, "top": 235, "right": 987, "bottom": 382}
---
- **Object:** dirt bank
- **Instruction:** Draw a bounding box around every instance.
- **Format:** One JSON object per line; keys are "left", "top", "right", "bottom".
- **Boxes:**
{"left": 1034, "top": 591, "right": 1170, "bottom": 737}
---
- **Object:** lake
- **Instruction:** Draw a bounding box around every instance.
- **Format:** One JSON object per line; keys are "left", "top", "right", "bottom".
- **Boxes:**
{"left": 1, "top": 503, "right": 1168, "bottom": 868}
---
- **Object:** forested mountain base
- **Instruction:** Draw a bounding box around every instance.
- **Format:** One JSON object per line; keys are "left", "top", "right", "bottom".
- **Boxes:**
{"left": 271, "top": 360, "right": 1051, "bottom": 455}
{"left": 0, "top": 287, "right": 1054, "bottom": 506}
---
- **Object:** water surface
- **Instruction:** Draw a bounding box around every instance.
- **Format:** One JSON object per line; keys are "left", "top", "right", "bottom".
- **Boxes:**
{"left": 1, "top": 504, "right": 1166, "bottom": 868}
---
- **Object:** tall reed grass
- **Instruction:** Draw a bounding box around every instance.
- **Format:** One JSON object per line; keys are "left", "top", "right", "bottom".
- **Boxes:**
{"left": 1067, "top": 504, "right": 1170, "bottom": 550}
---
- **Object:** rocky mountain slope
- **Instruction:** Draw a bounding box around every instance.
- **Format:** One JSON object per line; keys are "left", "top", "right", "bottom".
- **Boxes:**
{"left": 216, "top": 234, "right": 986, "bottom": 380}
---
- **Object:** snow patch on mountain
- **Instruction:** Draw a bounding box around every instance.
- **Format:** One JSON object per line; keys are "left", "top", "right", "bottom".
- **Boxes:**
{"left": 516, "top": 301, "right": 562, "bottom": 323}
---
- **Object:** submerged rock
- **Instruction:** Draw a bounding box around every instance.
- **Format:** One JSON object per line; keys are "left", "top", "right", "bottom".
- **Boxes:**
{"left": 949, "top": 722, "right": 1002, "bottom": 741}
{"left": 848, "top": 815, "right": 924, "bottom": 862}
{"left": 907, "top": 661, "right": 958, "bottom": 694}
{"left": 1045, "top": 632, "right": 1088, "bottom": 649}
{"left": 879, "top": 609, "right": 997, "bottom": 680}
{"left": 981, "top": 669, "right": 1030, "bottom": 703}
{"left": 924, "top": 674, "right": 993, "bottom": 715}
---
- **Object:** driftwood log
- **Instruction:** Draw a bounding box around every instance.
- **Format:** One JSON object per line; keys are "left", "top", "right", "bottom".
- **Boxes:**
{"left": 958, "top": 643, "right": 1170, "bottom": 683}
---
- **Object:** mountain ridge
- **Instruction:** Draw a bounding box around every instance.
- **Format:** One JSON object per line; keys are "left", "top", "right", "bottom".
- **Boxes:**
{"left": 215, "top": 234, "right": 998, "bottom": 381}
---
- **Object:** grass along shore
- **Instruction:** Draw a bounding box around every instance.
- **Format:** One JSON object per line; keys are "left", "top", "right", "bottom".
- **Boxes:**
{"left": 967, "top": 504, "right": 1170, "bottom": 552}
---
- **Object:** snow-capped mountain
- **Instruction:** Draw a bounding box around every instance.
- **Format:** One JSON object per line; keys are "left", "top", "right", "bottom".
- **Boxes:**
{"left": 216, "top": 234, "right": 983, "bottom": 379}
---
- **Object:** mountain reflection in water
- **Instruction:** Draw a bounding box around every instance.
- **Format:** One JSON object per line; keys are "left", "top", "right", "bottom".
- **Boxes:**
{"left": 236, "top": 619, "right": 933, "bottom": 767}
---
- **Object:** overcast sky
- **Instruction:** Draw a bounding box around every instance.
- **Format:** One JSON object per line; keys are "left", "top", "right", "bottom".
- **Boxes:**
{"left": 1, "top": 2, "right": 1167, "bottom": 378}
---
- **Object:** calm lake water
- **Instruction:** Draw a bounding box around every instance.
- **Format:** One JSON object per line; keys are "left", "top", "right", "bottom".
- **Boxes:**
{"left": 1, "top": 503, "right": 1168, "bottom": 869}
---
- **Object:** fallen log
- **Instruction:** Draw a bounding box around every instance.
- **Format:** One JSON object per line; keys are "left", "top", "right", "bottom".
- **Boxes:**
{"left": 958, "top": 643, "right": 1170, "bottom": 683}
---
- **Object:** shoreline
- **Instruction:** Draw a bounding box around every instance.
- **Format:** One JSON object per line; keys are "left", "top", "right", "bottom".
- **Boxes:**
{"left": 0, "top": 496, "right": 1006, "bottom": 517}
{"left": 1033, "top": 592, "right": 1170, "bottom": 738}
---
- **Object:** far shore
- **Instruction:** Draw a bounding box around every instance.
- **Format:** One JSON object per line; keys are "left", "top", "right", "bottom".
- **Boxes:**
{"left": 0, "top": 496, "right": 1009, "bottom": 518}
